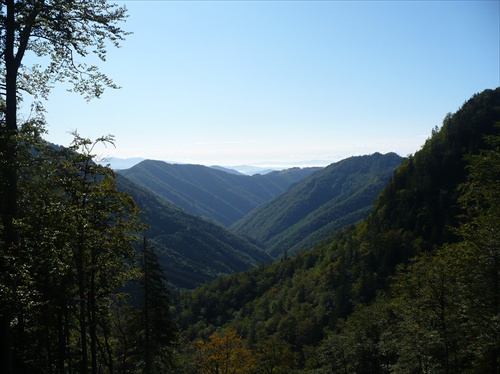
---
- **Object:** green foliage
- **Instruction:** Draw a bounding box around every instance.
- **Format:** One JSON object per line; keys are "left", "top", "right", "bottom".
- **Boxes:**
{"left": 116, "top": 238, "right": 179, "bottom": 373}
{"left": 0, "top": 133, "right": 145, "bottom": 373}
{"left": 316, "top": 298, "right": 393, "bottom": 373}
{"left": 177, "top": 231, "right": 353, "bottom": 348}
{"left": 119, "top": 161, "right": 320, "bottom": 227}
{"left": 252, "top": 334, "right": 298, "bottom": 373}
{"left": 0, "top": 0, "right": 129, "bottom": 102}
{"left": 232, "top": 153, "right": 403, "bottom": 259}
{"left": 0, "top": 2, "right": 128, "bottom": 373}
{"left": 117, "top": 176, "right": 272, "bottom": 289}
{"left": 372, "top": 89, "right": 500, "bottom": 249}
{"left": 176, "top": 88, "right": 500, "bottom": 372}
{"left": 312, "top": 96, "right": 500, "bottom": 374}
{"left": 451, "top": 131, "right": 500, "bottom": 370}
{"left": 388, "top": 252, "right": 468, "bottom": 372}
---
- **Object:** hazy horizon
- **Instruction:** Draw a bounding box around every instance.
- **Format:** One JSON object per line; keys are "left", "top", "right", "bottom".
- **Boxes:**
{"left": 25, "top": 1, "right": 498, "bottom": 167}
{"left": 100, "top": 150, "right": 406, "bottom": 174}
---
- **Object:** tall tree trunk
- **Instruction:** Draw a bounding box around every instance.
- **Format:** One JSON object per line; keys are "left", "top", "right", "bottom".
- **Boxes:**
{"left": 0, "top": 1, "right": 18, "bottom": 373}
{"left": 101, "top": 322, "right": 114, "bottom": 374}
{"left": 77, "top": 251, "right": 88, "bottom": 374}
{"left": 57, "top": 307, "right": 65, "bottom": 374}
{"left": 90, "top": 266, "right": 97, "bottom": 374}
{"left": 0, "top": 318, "right": 13, "bottom": 374}
{"left": 64, "top": 306, "right": 73, "bottom": 374}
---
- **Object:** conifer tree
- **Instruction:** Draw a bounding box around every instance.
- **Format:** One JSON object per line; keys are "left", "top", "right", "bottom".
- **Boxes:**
{"left": 127, "top": 237, "right": 178, "bottom": 373}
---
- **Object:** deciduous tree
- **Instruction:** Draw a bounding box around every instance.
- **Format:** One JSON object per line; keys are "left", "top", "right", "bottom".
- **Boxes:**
{"left": 452, "top": 132, "right": 500, "bottom": 372}
{"left": 191, "top": 329, "right": 256, "bottom": 374}
{"left": 3, "top": 132, "right": 143, "bottom": 373}
{"left": 252, "top": 334, "right": 297, "bottom": 374}
{"left": 0, "top": 2, "right": 128, "bottom": 372}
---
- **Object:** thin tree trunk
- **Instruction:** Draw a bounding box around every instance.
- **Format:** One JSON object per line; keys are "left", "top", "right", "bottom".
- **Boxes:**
{"left": 76, "top": 165, "right": 91, "bottom": 374}
{"left": 45, "top": 325, "right": 54, "bottom": 374}
{"left": 0, "top": 1, "right": 18, "bottom": 373}
{"left": 64, "top": 306, "right": 73, "bottom": 374}
{"left": 77, "top": 252, "right": 88, "bottom": 374}
{"left": 57, "top": 308, "right": 65, "bottom": 374}
{"left": 0, "top": 318, "right": 13, "bottom": 374}
{"left": 90, "top": 267, "right": 98, "bottom": 374}
{"left": 101, "top": 322, "right": 114, "bottom": 374}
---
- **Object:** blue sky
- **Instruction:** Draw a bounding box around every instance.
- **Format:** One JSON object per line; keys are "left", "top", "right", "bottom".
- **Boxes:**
{"left": 35, "top": 0, "right": 499, "bottom": 168}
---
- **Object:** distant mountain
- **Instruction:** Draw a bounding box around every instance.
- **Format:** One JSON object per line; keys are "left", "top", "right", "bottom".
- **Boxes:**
{"left": 118, "top": 161, "right": 321, "bottom": 227}
{"left": 209, "top": 165, "right": 244, "bottom": 175}
{"left": 231, "top": 152, "right": 403, "bottom": 258}
{"left": 227, "top": 165, "right": 278, "bottom": 175}
{"left": 99, "top": 157, "right": 146, "bottom": 170}
{"left": 116, "top": 174, "right": 272, "bottom": 289}
{"left": 210, "top": 165, "right": 278, "bottom": 175}
{"left": 177, "top": 89, "right": 500, "bottom": 368}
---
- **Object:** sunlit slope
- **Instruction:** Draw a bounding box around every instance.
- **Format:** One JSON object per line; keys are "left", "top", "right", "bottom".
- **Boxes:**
{"left": 118, "top": 161, "right": 320, "bottom": 227}
{"left": 232, "top": 152, "right": 403, "bottom": 258}
{"left": 178, "top": 88, "right": 500, "bottom": 348}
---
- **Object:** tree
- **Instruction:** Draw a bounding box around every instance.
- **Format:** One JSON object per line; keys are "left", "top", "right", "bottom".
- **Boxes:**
{"left": 59, "top": 133, "right": 143, "bottom": 374}
{"left": 125, "top": 237, "right": 178, "bottom": 374}
{"left": 11, "top": 126, "right": 77, "bottom": 373}
{"left": 252, "top": 334, "right": 297, "bottom": 374}
{"left": 388, "top": 253, "right": 467, "bottom": 373}
{"left": 451, "top": 132, "right": 500, "bottom": 372}
{"left": 0, "top": 132, "right": 143, "bottom": 373}
{"left": 385, "top": 132, "right": 500, "bottom": 373}
{"left": 318, "top": 299, "right": 393, "bottom": 374}
{"left": 191, "top": 329, "right": 256, "bottom": 374}
{"left": 0, "top": 2, "right": 128, "bottom": 373}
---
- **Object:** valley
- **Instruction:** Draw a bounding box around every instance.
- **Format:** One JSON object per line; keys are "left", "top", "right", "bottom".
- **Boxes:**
{"left": 115, "top": 152, "right": 402, "bottom": 288}
{"left": 4, "top": 88, "right": 500, "bottom": 373}
{"left": 1, "top": 2, "right": 496, "bottom": 372}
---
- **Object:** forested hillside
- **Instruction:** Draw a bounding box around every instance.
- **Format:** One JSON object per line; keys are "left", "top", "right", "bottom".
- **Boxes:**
{"left": 116, "top": 175, "right": 272, "bottom": 289}
{"left": 118, "top": 160, "right": 320, "bottom": 226}
{"left": 176, "top": 88, "right": 500, "bottom": 373}
{"left": 232, "top": 152, "right": 402, "bottom": 258}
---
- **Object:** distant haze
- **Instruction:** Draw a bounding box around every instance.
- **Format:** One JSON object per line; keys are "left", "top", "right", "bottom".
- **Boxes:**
{"left": 28, "top": 1, "right": 498, "bottom": 167}
{"left": 102, "top": 157, "right": 330, "bottom": 175}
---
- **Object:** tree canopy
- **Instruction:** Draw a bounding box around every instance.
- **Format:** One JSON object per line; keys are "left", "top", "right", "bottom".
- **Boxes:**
{"left": 0, "top": 2, "right": 129, "bottom": 372}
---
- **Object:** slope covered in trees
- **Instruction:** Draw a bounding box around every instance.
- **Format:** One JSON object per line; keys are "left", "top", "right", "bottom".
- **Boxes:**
{"left": 0, "top": 134, "right": 151, "bottom": 373}
{"left": 232, "top": 152, "right": 403, "bottom": 258}
{"left": 176, "top": 88, "right": 500, "bottom": 372}
{"left": 116, "top": 174, "right": 272, "bottom": 289}
{"left": 118, "top": 160, "right": 320, "bottom": 227}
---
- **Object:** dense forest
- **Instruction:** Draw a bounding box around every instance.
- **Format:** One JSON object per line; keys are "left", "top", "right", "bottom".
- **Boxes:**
{"left": 118, "top": 160, "right": 321, "bottom": 227}
{"left": 232, "top": 152, "right": 402, "bottom": 258}
{"left": 0, "top": 2, "right": 499, "bottom": 374}
{"left": 116, "top": 174, "right": 272, "bottom": 289}
{"left": 1, "top": 84, "right": 497, "bottom": 373}
{"left": 114, "top": 153, "right": 401, "bottom": 290}
{"left": 175, "top": 88, "right": 500, "bottom": 373}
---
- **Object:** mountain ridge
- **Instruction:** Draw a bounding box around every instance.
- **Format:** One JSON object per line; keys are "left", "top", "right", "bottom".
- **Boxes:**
{"left": 116, "top": 174, "right": 272, "bottom": 289}
{"left": 232, "top": 152, "right": 403, "bottom": 258}
{"left": 118, "top": 161, "right": 321, "bottom": 227}
{"left": 177, "top": 89, "right": 500, "bottom": 359}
